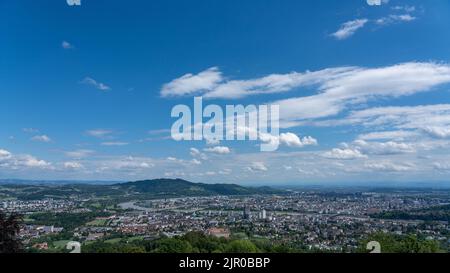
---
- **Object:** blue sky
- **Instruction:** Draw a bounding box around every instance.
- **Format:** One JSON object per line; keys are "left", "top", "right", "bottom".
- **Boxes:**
{"left": 1, "top": 0, "right": 450, "bottom": 185}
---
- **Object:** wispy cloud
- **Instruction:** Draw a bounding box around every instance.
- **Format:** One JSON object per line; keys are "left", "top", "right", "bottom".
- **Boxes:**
{"left": 161, "top": 67, "right": 222, "bottom": 97}
{"left": 65, "top": 149, "right": 95, "bottom": 159}
{"left": 85, "top": 129, "right": 114, "bottom": 139}
{"left": 366, "top": 0, "right": 390, "bottom": 6}
{"left": 375, "top": 14, "right": 416, "bottom": 26}
{"left": 81, "top": 77, "right": 111, "bottom": 91}
{"left": 161, "top": 63, "right": 450, "bottom": 128}
{"left": 331, "top": 19, "right": 369, "bottom": 40}
{"left": 23, "top": 128, "right": 39, "bottom": 133}
{"left": 31, "top": 135, "right": 52, "bottom": 143}
{"left": 101, "top": 142, "right": 129, "bottom": 146}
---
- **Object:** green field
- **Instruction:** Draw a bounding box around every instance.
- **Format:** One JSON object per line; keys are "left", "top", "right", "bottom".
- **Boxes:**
{"left": 86, "top": 218, "right": 108, "bottom": 226}
{"left": 52, "top": 240, "right": 71, "bottom": 249}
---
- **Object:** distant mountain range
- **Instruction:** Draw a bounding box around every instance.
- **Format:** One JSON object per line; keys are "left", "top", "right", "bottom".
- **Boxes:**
{"left": 0, "top": 178, "right": 283, "bottom": 201}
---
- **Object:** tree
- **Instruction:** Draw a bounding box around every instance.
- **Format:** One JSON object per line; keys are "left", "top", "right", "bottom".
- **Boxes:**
{"left": 153, "top": 238, "right": 194, "bottom": 253}
{"left": 0, "top": 210, "right": 23, "bottom": 253}
{"left": 359, "top": 233, "right": 443, "bottom": 253}
{"left": 224, "top": 240, "right": 259, "bottom": 253}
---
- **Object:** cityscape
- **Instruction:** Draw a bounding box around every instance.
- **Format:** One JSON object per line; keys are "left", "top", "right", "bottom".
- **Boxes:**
{"left": 1, "top": 180, "right": 449, "bottom": 253}
{"left": 2, "top": 0, "right": 450, "bottom": 260}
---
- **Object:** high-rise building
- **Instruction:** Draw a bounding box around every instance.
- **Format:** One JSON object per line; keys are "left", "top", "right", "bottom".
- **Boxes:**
{"left": 243, "top": 206, "right": 251, "bottom": 220}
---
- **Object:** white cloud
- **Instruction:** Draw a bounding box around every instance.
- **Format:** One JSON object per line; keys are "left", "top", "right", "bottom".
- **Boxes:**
{"left": 276, "top": 62, "right": 450, "bottom": 125}
{"left": 62, "top": 40, "right": 74, "bottom": 49}
{"left": 247, "top": 162, "right": 268, "bottom": 172}
{"left": 353, "top": 139, "right": 416, "bottom": 155}
{"left": 65, "top": 149, "right": 94, "bottom": 159}
{"left": 0, "top": 149, "right": 12, "bottom": 160}
{"left": 365, "top": 161, "right": 414, "bottom": 172}
{"left": 161, "top": 66, "right": 356, "bottom": 99}
{"left": 323, "top": 148, "right": 367, "bottom": 160}
{"left": 16, "top": 155, "right": 52, "bottom": 168}
{"left": 422, "top": 126, "right": 450, "bottom": 139}
{"left": 433, "top": 162, "right": 450, "bottom": 171}
{"left": 161, "top": 67, "right": 223, "bottom": 97}
{"left": 0, "top": 149, "right": 52, "bottom": 170}
{"left": 339, "top": 105, "right": 450, "bottom": 139}
{"left": 367, "top": 0, "right": 390, "bottom": 6}
{"left": 64, "top": 161, "right": 84, "bottom": 170}
{"left": 204, "top": 146, "right": 231, "bottom": 154}
{"left": 391, "top": 5, "right": 416, "bottom": 13}
{"left": 101, "top": 142, "right": 129, "bottom": 146}
{"left": 161, "top": 63, "right": 450, "bottom": 127}
{"left": 331, "top": 19, "right": 369, "bottom": 40}
{"left": 358, "top": 130, "right": 419, "bottom": 141}
{"left": 376, "top": 14, "right": 416, "bottom": 25}
{"left": 86, "top": 129, "right": 114, "bottom": 139}
{"left": 190, "top": 148, "right": 201, "bottom": 156}
{"left": 81, "top": 77, "right": 111, "bottom": 91}
{"left": 191, "top": 159, "right": 202, "bottom": 165}
{"left": 31, "top": 135, "right": 52, "bottom": 143}
{"left": 22, "top": 128, "right": 39, "bottom": 133}
{"left": 279, "top": 133, "right": 318, "bottom": 148}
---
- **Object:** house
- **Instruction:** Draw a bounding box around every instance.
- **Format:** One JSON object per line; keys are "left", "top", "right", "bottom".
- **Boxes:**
{"left": 206, "top": 228, "right": 230, "bottom": 238}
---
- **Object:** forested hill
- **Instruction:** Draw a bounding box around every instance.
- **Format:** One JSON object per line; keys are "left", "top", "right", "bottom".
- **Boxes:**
{"left": 0, "top": 178, "right": 283, "bottom": 200}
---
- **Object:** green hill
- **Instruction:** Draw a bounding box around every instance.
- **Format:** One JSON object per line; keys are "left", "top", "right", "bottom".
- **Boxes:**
{"left": 118, "top": 178, "right": 282, "bottom": 197}
{"left": 0, "top": 179, "right": 283, "bottom": 200}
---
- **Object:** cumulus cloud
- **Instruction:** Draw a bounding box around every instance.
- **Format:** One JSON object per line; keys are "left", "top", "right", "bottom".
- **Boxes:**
{"left": 0, "top": 149, "right": 52, "bottom": 170}
{"left": 64, "top": 161, "right": 84, "bottom": 170}
{"left": 352, "top": 139, "right": 416, "bottom": 155}
{"left": 0, "top": 149, "right": 12, "bottom": 160}
{"left": 323, "top": 148, "right": 367, "bottom": 160}
{"left": 279, "top": 133, "right": 318, "bottom": 148}
{"left": 190, "top": 148, "right": 201, "bottom": 156}
{"left": 81, "top": 77, "right": 111, "bottom": 91}
{"left": 331, "top": 19, "right": 369, "bottom": 40}
{"left": 204, "top": 146, "right": 231, "bottom": 154}
{"left": 247, "top": 162, "right": 268, "bottom": 172}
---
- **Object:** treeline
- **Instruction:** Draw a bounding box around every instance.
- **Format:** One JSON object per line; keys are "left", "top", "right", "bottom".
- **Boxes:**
{"left": 82, "top": 232, "right": 306, "bottom": 253}
{"left": 80, "top": 231, "right": 446, "bottom": 254}
{"left": 359, "top": 233, "right": 444, "bottom": 253}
